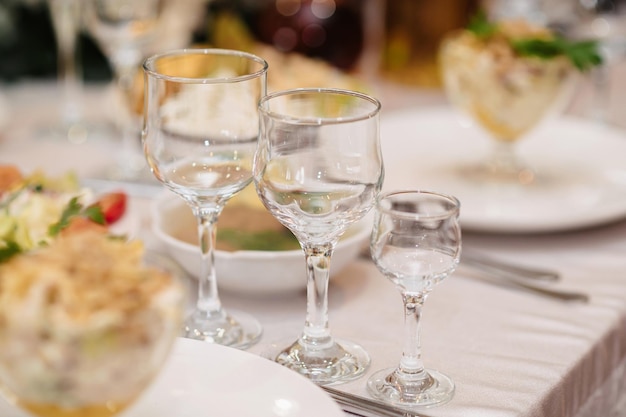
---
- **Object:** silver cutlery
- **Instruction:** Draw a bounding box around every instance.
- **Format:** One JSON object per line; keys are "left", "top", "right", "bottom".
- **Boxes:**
{"left": 461, "top": 251, "right": 560, "bottom": 282}
{"left": 460, "top": 251, "right": 588, "bottom": 302}
{"left": 473, "top": 273, "right": 589, "bottom": 302}
{"left": 321, "top": 385, "right": 431, "bottom": 417}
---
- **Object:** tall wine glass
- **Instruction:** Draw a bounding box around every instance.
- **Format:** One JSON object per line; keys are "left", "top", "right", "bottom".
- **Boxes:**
{"left": 254, "top": 88, "right": 384, "bottom": 384}
{"left": 439, "top": 22, "right": 576, "bottom": 185}
{"left": 368, "top": 190, "right": 461, "bottom": 408}
{"left": 143, "top": 48, "right": 268, "bottom": 348}
{"left": 84, "top": 0, "right": 164, "bottom": 180}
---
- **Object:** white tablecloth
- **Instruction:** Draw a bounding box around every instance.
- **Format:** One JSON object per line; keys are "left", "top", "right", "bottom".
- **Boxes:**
{"left": 1, "top": 80, "right": 625, "bottom": 417}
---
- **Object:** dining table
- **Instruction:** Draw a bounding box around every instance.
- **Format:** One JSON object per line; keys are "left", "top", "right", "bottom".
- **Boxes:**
{"left": 1, "top": 62, "right": 625, "bottom": 417}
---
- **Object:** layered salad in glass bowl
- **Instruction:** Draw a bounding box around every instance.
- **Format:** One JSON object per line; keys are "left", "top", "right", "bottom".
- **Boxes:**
{"left": 0, "top": 165, "right": 185, "bottom": 417}
{"left": 439, "top": 14, "right": 601, "bottom": 183}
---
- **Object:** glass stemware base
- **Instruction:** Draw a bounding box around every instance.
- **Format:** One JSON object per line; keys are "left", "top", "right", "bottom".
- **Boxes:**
{"left": 183, "top": 308, "right": 262, "bottom": 350}
{"left": 455, "top": 142, "right": 537, "bottom": 186}
{"left": 367, "top": 367, "right": 455, "bottom": 408}
{"left": 264, "top": 337, "right": 370, "bottom": 385}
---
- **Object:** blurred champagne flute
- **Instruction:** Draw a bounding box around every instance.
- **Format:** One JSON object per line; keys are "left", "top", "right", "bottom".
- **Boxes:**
{"left": 84, "top": 0, "right": 164, "bottom": 181}
{"left": 46, "top": 0, "right": 89, "bottom": 143}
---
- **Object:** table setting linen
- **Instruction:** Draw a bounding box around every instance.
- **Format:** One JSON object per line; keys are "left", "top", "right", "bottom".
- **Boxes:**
{"left": 1, "top": 79, "right": 625, "bottom": 417}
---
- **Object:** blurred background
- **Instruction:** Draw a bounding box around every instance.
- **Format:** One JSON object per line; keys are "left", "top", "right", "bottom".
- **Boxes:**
{"left": 0, "top": 0, "right": 624, "bottom": 106}
{"left": 0, "top": 0, "right": 541, "bottom": 83}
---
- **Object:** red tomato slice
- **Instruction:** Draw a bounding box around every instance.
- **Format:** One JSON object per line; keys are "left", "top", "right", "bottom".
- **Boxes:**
{"left": 96, "top": 192, "right": 127, "bottom": 225}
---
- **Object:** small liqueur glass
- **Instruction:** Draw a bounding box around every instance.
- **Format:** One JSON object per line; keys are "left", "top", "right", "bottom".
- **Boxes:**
{"left": 254, "top": 88, "right": 384, "bottom": 384}
{"left": 143, "top": 48, "right": 267, "bottom": 348}
{"left": 368, "top": 190, "right": 461, "bottom": 408}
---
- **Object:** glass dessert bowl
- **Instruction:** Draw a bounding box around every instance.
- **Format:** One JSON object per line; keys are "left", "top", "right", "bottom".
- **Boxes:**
{"left": 439, "top": 19, "right": 578, "bottom": 185}
{"left": 0, "top": 231, "right": 185, "bottom": 417}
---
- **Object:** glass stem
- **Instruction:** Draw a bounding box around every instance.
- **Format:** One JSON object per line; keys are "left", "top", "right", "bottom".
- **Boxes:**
{"left": 490, "top": 142, "right": 519, "bottom": 172}
{"left": 488, "top": 141, "right": 536, "bottom": 184}
{"left": 301, "top": 243, "right": 335, "bottom": 349}
{"left": 397, "top": 292, "right": 429, "bottom": 380}
{"left": 193, "top": 207, "right": 223, "bottom": 316}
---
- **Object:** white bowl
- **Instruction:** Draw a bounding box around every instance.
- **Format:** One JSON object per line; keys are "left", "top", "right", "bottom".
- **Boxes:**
{"left": 151, "top": 195, "right": 371, "bottom": 296}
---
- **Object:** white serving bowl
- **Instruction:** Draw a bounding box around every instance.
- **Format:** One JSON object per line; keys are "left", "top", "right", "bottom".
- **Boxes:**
{"left": 151, "top": 195, "right": 371, "bottom": 296}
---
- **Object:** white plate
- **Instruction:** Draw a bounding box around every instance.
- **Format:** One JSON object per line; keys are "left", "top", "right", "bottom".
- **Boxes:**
{"left": 0, "top": 338, "right": 344, "bottom": 417}
{"left": 381, "top": 107, "right": 626, "bottom": 234}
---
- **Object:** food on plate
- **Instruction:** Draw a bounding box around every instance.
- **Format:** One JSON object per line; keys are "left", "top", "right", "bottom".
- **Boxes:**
{"left": 0, "top": 164, "right": 23, "bottom": 192}
{"left": 216, "top": 205, "right": 300, "bottom": 251}
{"left": 254, "top": 42, "right": 367, "bottom": 93}
{"left": 0, "top": 231, "right": 184, "bottom": 417}
{"left": 168, "top": 184, "right": 363, "bottom": 253}
{"left": 170, "top": 185, "right": 300, "bottom": 252}
{"left": 439, "top": 13, "right": 600, "bottom": 142}
{"left": 128, "top": 12, "right": 368, "bottom": 117}
{"left": 91, "top": 191, "right": 127, "bottom": 225}
{"left": 0, "top": 166, "right": 128, "bottom": 263}
{"left": 210, "top": 10, "right": 365, "bottom": 90}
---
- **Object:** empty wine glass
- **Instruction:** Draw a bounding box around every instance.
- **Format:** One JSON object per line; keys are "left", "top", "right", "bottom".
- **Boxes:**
{"left": 143, "top": 48, "right": 268, "bottom": 348}
{"left": 439, "top": 22, "right": 576, "bottom": 185}
{"left": 254, "top": 88, "right": 384, "bottom": 384}
{"left": 84, "top": 0, "right": 165, "bottom": 180}
{"left": 368, "top": 190, "right": 461, "bottom": 408}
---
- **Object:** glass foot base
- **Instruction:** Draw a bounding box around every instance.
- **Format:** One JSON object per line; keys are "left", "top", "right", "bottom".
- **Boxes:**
{"left": 183, "top": 308, "right": 262, "bottom": 350}
{"left": 456, "top": 161, "right": 537, "bottom": 186}
{"left": 263, "top": 338, "right": 370, "bottom": 385}
{"left": 367, "top": 367, "right": 454, "bottom": 409}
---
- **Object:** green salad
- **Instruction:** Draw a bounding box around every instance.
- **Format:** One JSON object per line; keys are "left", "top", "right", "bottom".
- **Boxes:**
{"left": 0, "top": 170, "right": 101, "bottom": 263}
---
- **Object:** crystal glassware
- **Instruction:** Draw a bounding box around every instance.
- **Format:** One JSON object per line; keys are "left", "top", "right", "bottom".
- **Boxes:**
{"left": 439, "top": 22, "right": 575, "bottom": 185}
{"left": 254, "top": 88, "right": 384, "bottom": 384}
{"left": 143, "top": 48, "right": 268, "bottom": 348}
{"left": 0, "top": 233, "right": 185, "bottom": 417}
{"left": 367, "top": 190, "right": 461, "bottom": 408}
{"left": 84, "top": 0, "right": 165, "bottom": 180}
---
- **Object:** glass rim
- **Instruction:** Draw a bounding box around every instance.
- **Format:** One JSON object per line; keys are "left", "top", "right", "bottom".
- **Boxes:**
{"left": 377, "top": 189, "right": 461, "bottom": 220}
{"left": 143, "top": 48, "right": 269, "bottom": 84}
{"left": 259, "top": 87, "right": 381, "bottom": 124}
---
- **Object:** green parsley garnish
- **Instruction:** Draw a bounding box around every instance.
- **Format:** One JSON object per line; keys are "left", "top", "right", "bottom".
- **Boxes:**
{"left": 467, "top": 10, "right": 497, "bottom": 38}
{"left": 511, "top": 38, "right": 602, "bottom": 72}
{"left": 466, "top": 11, "right": 602, "bottom": 72}
{"left": 0, "top": 241, "right": 22, "bottom": 263}
{"left": 48, "top": 197, "right": 105, "bottom": 237}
